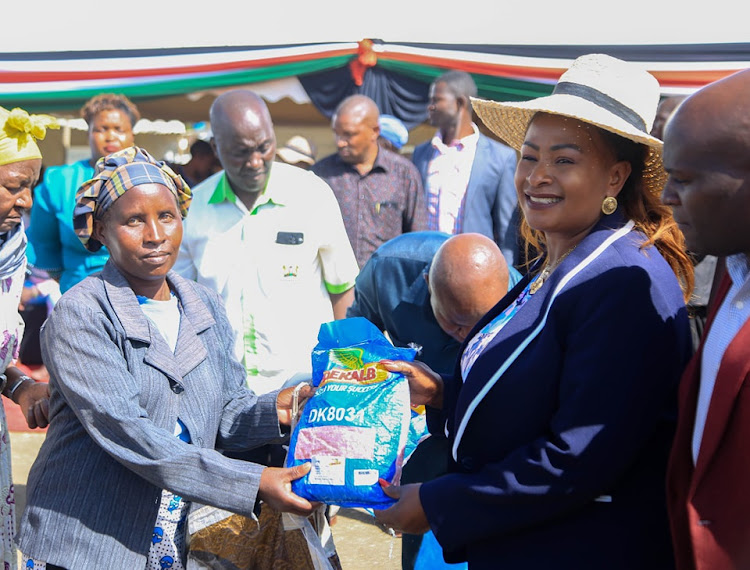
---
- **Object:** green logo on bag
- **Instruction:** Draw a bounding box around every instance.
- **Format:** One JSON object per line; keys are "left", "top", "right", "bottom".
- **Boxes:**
{"left": 323, "top": 347, "right": 389, "bottom": 385}
{"left": 329, "top": 347, "right": 365, "bottom": 369}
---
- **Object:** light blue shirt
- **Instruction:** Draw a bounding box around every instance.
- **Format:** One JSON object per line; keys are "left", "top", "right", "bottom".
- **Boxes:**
{"left": 692, "top": 253, "right": 750, "bottom": 464}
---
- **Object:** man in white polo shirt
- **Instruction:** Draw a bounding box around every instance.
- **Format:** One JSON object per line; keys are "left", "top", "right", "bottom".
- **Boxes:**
{"left": 175, "top": 89, "right": 359, "bottom": 397}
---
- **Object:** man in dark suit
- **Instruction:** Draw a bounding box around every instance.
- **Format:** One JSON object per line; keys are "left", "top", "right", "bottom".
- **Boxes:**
{"left": 662, "top": 68, "right": 750, "bottom": 570}
{"left": 412, "top": 70, "right": 520, "bottom": 268}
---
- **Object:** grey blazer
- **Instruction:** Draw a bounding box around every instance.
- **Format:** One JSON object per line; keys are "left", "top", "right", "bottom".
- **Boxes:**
{"left": 412, "top": 133, "right": 520, "bottom": 267}
{"left": 17, "top": 262, "right": 284, "bottom": 568}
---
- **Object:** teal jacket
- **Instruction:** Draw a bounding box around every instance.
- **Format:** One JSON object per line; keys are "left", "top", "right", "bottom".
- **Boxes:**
{"left": 27, "top": 159, "right": 109, "bottom": 292}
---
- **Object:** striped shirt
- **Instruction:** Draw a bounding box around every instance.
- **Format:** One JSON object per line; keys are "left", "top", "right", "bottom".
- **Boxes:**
{"left": 692, "top": 253, "right": 750, "bottom": 464}
{"left": 425, "top": 124, "right": 480, "bottom": 234}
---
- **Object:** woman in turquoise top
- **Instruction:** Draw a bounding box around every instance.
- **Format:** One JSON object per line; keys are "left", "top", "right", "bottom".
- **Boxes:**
{"left": 27, "top": 93, "right": 140, "bottom": 293}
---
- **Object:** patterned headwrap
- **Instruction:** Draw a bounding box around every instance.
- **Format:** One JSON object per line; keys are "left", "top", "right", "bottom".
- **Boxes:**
{"left": 74, "top": 146, "right": 192, "bottom": 252}
{"left": 0, "top": 106, "right": 59, "bottom": 166}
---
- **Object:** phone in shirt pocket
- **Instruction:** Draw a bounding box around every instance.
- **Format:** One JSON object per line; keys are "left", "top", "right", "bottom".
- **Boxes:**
{"left": 266, "top": 231, "right": 310, "bottom": 287}
{"left": 276, "top": 231, "right": 304, "bottom": 245}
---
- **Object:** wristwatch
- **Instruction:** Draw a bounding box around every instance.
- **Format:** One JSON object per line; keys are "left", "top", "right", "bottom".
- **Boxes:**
{"left": 5, "top": 375, "right": 33, "bottom": 398}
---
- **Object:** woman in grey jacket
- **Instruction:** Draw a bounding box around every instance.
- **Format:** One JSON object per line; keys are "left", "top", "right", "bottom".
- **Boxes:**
{"left": 17, "top": 147, "right": 314, "bottom": 569}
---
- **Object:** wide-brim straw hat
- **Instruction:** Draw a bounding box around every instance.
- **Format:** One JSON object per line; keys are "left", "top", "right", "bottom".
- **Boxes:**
{"left": 471, "top": 53, "right": 666, "bottom": 195}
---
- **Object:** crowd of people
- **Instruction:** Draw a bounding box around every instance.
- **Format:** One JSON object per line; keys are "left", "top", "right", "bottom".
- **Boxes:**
{"left": 0, "top": 50, "right": 745, "bottom": 569}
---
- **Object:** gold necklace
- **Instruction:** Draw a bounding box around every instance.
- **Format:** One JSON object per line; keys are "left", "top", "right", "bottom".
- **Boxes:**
{"left": 529, "top": 246, "right": 576, "bottom": 295}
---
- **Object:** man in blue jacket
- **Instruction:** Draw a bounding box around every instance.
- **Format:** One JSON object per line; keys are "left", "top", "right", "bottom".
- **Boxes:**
{"left": 412, "top": 71, "right": 520, "bottom": 268}
{"left": 347, "top": 231, "right": 521, "bottom": 376}
{"left": 347, "top": 230, "right": 521, "bottom": 569}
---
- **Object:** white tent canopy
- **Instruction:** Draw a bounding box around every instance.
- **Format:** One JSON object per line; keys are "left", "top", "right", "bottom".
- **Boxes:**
{"left": 3, "top": 0, "right": 747, "bottom": 52}
{"left": 5, "top": 1, "right": 747, "bottom": 166}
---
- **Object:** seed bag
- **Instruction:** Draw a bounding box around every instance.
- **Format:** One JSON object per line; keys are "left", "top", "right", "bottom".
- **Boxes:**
{"left": 286, "top": 317, "right": 417, "bottom": 509}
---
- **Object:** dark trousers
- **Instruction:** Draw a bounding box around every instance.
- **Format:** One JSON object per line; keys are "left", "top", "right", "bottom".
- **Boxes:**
{"left": 223, "top": 443, "right": 287, "bottom": 468}
{"left": 400, "top": 435, "right": 452, "bottom": 570}
{"left": 19, "top": 302, "right": 47, "bottom": 365}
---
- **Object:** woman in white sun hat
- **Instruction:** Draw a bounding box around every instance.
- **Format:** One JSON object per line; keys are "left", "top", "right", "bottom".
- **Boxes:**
{"left": 375, "top": 54, "right": 694, "bottom": 569}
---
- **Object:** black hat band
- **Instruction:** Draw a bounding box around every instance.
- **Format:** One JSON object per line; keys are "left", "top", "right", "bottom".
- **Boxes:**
{"left": 553, "top": 81, "right": 647, "bottom": 133}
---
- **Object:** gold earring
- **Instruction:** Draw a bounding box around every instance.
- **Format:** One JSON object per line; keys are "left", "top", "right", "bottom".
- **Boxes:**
{"left": 601, "top": 196, "right": 618, "bottom": 215}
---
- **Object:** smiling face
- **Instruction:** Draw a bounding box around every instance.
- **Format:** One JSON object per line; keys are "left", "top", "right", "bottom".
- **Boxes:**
{"left": 662, "top": 111, "right": 750, "bottom": 258}
{"left": 88, "top": 109, "right": 135, "bottom": 163}
{"left": 93, "top": 183, "right": 182, "bottom": 298}
{"left": 515, "top": 113, "right": 630, "bottom": 252}
{"left": 0, "top": 158, "right": 40, "bottom": 233}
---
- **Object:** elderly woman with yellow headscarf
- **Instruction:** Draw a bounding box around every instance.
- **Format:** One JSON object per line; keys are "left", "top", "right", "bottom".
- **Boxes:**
{"left": 0, "top": 106, "right": 56, "bottom": 568}
{"left": 17, "top": 147, "right": 315, "bottom": 569}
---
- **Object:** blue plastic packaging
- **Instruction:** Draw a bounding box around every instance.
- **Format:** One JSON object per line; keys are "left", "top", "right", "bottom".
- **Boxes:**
{"left": 286, "top": 318, "right": 417, "bottom": 509}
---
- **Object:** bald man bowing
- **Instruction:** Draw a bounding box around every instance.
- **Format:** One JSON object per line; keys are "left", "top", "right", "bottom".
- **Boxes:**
{"left": 348, "top": 231, "right": 521, "bottom": 376}
{"left": 348, "top": 231, "right": 521, "bottom": 570}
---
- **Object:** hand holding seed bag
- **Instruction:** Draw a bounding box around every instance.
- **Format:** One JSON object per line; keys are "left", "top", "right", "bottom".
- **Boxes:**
{"left": 286, "top": 317, "right": 417, "bottom": 509}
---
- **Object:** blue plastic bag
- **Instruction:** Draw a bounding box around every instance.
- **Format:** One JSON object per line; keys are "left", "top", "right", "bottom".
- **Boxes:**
{"left": 415, "top": 530, "right": 468, "bottom": 570}
{"left": 286, "top": 318, "right": 417, "bottom": 509}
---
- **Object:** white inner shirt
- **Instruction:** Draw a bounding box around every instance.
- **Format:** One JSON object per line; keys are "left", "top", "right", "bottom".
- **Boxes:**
{"left": 138, "top": 293, "right": 180, "bottom": 353}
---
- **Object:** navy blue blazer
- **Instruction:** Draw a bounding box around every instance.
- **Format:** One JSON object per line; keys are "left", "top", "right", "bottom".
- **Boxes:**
{"left": 419, "top": 214, "right": 692, "bottom": 569}
{"left": 412, "top": 133, "right": 520, "bottom": 267}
